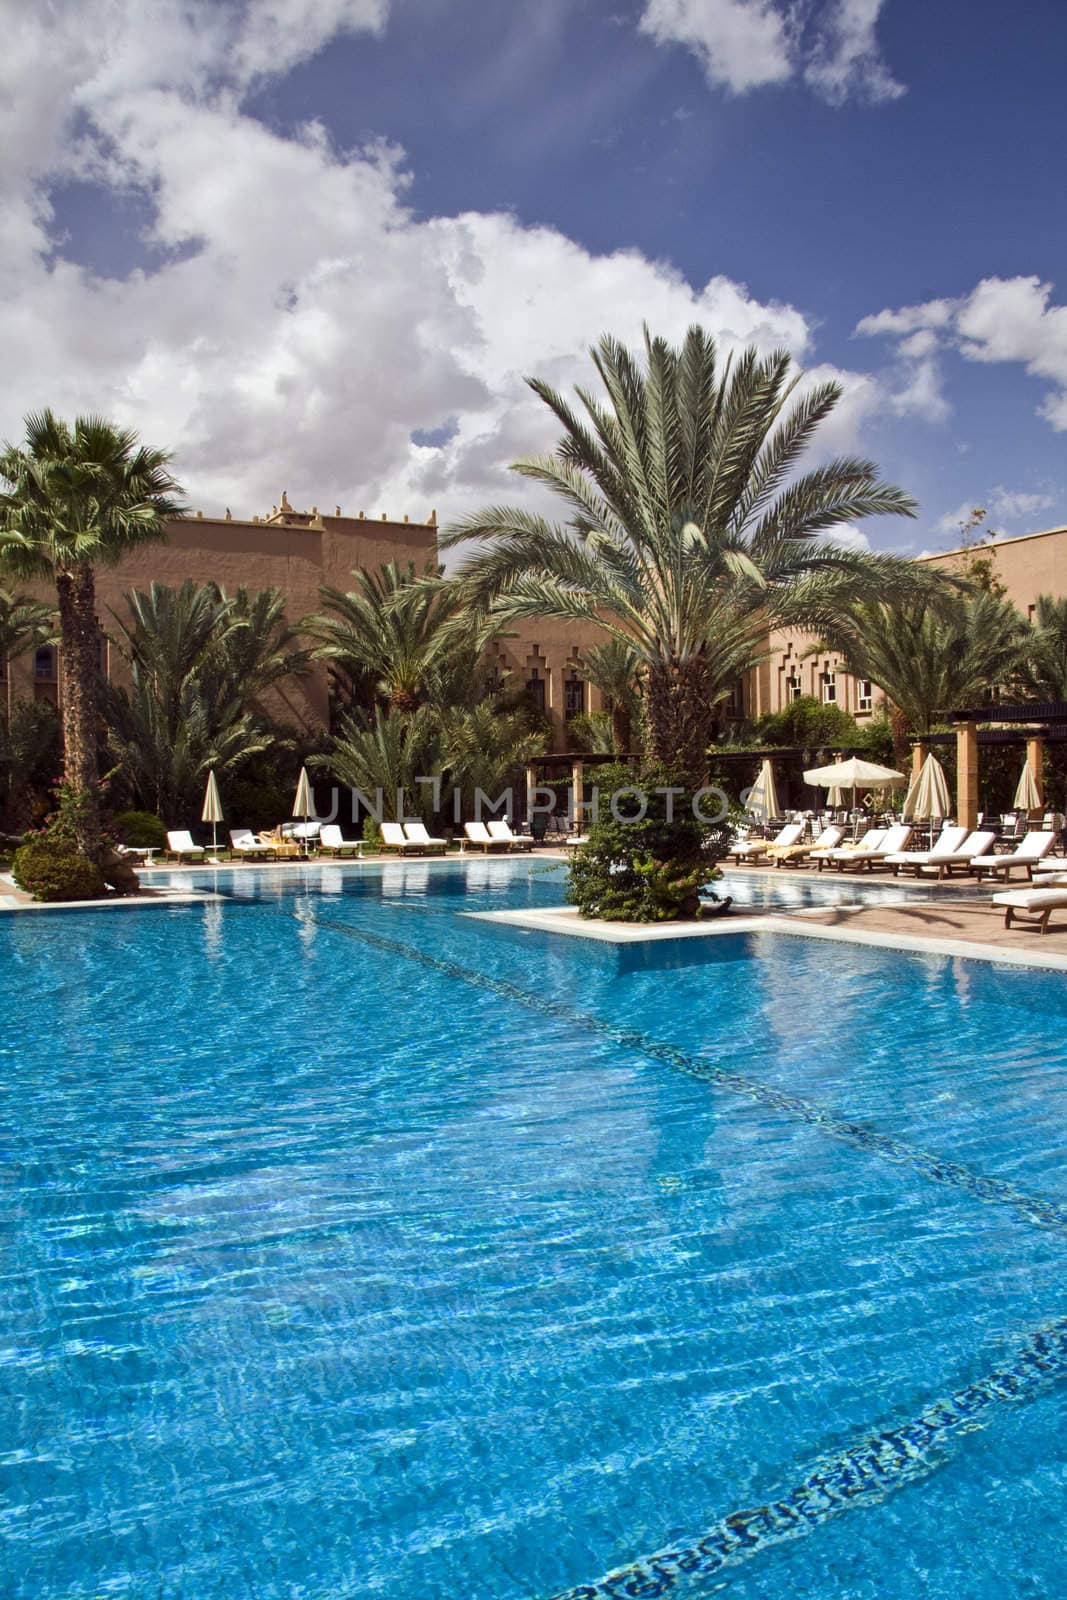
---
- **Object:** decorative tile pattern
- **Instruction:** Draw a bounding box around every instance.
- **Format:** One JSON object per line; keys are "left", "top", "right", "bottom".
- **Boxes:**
{"left": 307, "top": 910, "right": 1067, "bottom": 1237}
{"left": 546, "top": 1315, "right": 1067, "bottom": 1599}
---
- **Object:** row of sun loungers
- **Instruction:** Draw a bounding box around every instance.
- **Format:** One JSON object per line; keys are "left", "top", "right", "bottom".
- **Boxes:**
{"left": 164, "top": 819, "right": 541, "bottom": 860}
{"left": 729, "top": 822, "right": 1060, "bottom": 881}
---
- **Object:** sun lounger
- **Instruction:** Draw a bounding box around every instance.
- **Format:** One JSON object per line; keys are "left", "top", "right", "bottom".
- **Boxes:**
{"left": 1030, "top": 855, "right": 1067, "bottom": 876}
{"left": 993, "top": 884, "right": 1067, "bottom": 934}
{"left": 464, "top": 821, "right": 509, "bottom": 853}
{"left": 828, "top": 823, "right": 913, "bottom": 871}
{"left": 230, "top": 828, "right": 276, "bottom": 858}
{"left": 165, "top": 830, "right": 205, "bottom": 862}
{"left": 768, "top": 824, "right": 844, "bottom": 868}
{"left": 487, "top": 819, "right": 534, "bottom": 851}
{"left": 380, "top": 822, "right": 426, "bottom": 855}
{"left": 728, "top": 822, "right": 803, "bottom": 861}
{"left": 972, "top": 831, "right": 1056, "bottom": 882}
{"left": 913, "top": 830, "right": 996, "bottom": 879}
{"left": 814, "top": 828, "right": 886, "bottom": 871}
{"left": 318, "top": 825, "right": 363, "bottom": 857}
{"left": 403, "top": 822, "right": 447, "bottom": 853}
{"left": 563, "top": 833, "right": 591, "bottom": 848}
{"left": 886, "top": 826, "right": 969, "bottom": 876}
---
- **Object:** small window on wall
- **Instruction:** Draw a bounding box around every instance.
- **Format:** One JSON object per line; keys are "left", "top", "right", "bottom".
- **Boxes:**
{"left": 564, "top": 677, "right": 585, "bottom": 720}
{"left": 35, "top": 646, "right": 56, "bottom": 681}
{"left": 820, "top": 671, "right": 836, "bottom": 704}
{"left": 786, "top": 671, "right": 802, "bottom": 703}
{"left": 858, "top": 679, "right": 873, "bottom": 712}
{"left": 526, "top": 670, "right": 546, "bottom": 711}
{"left": 723, "top": 680, "right": 743, "bottom": 717}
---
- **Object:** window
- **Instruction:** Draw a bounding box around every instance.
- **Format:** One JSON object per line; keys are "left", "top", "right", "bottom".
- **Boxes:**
{"left": 723, "top": 679, "right": 743, "bottom": 717}
{"left": 526, "top": 670, "right": 545, "bottom": 711}
{"left": 785, "top": 670, "right": 802, "bottom": 703}
{"left": 858, "top": 679, "right": 873, "bottom": 712}
{"left": 564, "top": 677, "right": 585, "bottom": 720}
{"left": 820, "top": 671, "right": 836, "bottom": 704}
{"left": 35, "top": 646, "right": 56, "bottom": 681}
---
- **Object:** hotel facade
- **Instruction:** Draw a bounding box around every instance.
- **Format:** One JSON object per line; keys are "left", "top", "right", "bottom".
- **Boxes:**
{"left": 6, "top": 494, "right": 1067, "bottom": 749}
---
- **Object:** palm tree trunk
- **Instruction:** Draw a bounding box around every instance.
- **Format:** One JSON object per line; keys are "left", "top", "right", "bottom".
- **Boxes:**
{"left": 645, "top": 657, "right": 715, "bottom": 782}
{"left": 611, "top": 700, "right": 631, "bottom": 755}
{"left": 56, "top": 565, "right": 101, "bottom": 856}
{"left": 889, "top": 705, "right": 911, "bottom": 769}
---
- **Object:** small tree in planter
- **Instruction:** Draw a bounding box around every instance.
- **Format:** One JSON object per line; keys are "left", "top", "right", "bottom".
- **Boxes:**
{"left": 566, "top": 762, "right": 734, "bottom": 923}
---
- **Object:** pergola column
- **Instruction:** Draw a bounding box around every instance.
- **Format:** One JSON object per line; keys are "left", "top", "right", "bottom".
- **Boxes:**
{"left": 571, "top": 759, "right": 585, "bottom": 830}
{"left": 956, "top": 722, "right": 978, "bottom": 830}
{"left": 525, "top": 764, "right": 538, "bottom": 823}
{"left": 1026, "top": 736, "right": 1045, "bottom": 817}
{"left": 911, "top": 740, "right": 927, "bottom": 778}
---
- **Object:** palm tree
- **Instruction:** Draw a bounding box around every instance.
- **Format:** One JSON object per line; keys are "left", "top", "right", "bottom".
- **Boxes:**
{"left": 103, "top": 581, "right": 292, "bottom": 819}
{"left": 1019, "top": 596, "right": 1067, "bottom": 701}
{"left": 813, "top": 590, "right": 1028, "bottom": 759}
{"left": 310, "top": 562, "right": 488, "bottom": 714}
{"left": 439, "top": 702, "right": 546, "bottom": 812}
{"left": 445, "top": 327, "right": 932, "bottom": 780}
{"left": 580, "top": 638, "right": 643, "bottom": 752}
{"left": 0, "top": 587, "right": 55, "bottom": 719}
{"left": 315, "top": 706, "right": 441, "bottom": 824}
{"left": 0, "top": 412, "right": 183, "bottom": 853}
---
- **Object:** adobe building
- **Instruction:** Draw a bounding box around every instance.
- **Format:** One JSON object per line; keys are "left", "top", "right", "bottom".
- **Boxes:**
{"left": 5, "top": 492, "right": 607, "bottom": 747}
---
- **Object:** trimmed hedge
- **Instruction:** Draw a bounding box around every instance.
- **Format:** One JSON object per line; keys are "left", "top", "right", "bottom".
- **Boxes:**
{"left": 114, "top": 810, "right": 167, "bottom": 849}
{"left": 12, "top": 839, "right": 107, "bottom": 902}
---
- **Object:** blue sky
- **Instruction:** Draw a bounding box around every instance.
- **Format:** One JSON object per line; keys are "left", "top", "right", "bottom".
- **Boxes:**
{"left": 4, "top": 0, "right": 1066, "bottom": 551}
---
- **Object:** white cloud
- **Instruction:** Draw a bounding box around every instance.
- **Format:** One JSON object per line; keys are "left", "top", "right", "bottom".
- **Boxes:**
{"left": 857, "top": 276, "right": 1067, "bottom": 433}
{"left": 2, "top": 0, "right": 876, "bottom": 530}
{"left": 804, "top": 0, "right": 904, "bottom": 105}
{"left": 639, "top": 0, "right": 903, "bottom": 104}
{"left": 639, "top": 0, "right": 794, "bottom": 94}
{"left": 818, "top": 523, "right": 871, "bottom": 552}
{"left": 934, "top": 487, "right": 1056, "bottom": 537}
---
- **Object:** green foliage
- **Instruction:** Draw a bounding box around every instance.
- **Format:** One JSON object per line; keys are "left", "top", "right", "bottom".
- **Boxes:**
{"left": 12, "top": 837, "right": 105, "bottom": 901}
{"left": 812, "top": 590, "right": 1027, "bottom": 735}
{"left": 113, "top": 809, "right": 167, "bottom": 848}
{"left": 752, "top": 695, "right": 861, "bottom": 750}
{"left": 949, "top": 509, "right": 1008, "bottom": 598}
{"left": 566, "top": 711, "right": 615, "bottom": 754}
{"left": 103, "top": 579, "right": 298, "bottom": 819}
{"left": 566, "top": 761, "right": 732, "bottom": 922}
{"left": 361, "top": 815, "right": 384, "bottom": 849}
{"left": 315, "top": 706, "right": 441, "bottom": 824}
{"left": 0, "top": 587, "right": 54, "bottom": 662}
{"left": 0, "top": 699, "right": 62, "bottom": 831}
{"left": 438, "top": 701, "right": 546, "bottom": 813}
{"left": 1019, "top": 595, "right": 1067, "bottom": 700}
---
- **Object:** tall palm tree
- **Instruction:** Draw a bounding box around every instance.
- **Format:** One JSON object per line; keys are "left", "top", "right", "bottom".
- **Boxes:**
{"left": 0, "top": 588, "right": 55, "bottom": 719}
{"left": 438, "top": 702, "right": 546, "bottom": 811}
{"left": 310, "top": 562, "right": 488, "bottom": 714}
{"left": 813, "top": 589, "right": 1028, "bottom": 759}
{"left": 0, "top": 412, "right": 183, "bottom": 852}
{"left": 446, "top": 327, "right": 933, "bottom": 779}
{"left": 580, "top": 638, "right": 643, "bottom": 753}
{"left": 314, "top": 706, "right": 441, "bottom": 824}
{"left": 1019, "top": 595, "right": 1067, "bottom": 701}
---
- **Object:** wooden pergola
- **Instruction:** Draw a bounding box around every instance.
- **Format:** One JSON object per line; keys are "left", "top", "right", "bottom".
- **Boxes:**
{"left": 917, "top": 702, "right": 1067, "bottom": 828}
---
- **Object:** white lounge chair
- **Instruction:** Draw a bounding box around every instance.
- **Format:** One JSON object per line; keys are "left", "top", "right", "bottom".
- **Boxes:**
{"left": 1030, "top": 854, "right": 1067, "bottom": 876}
{"left": 229, "top": 827, "right": 276, "bottom": 858}
{"left": 165, "top": 830, "right": 205, "bottom": 862}
{"left": 814, "top": 828, "right": 885, "bottom": 872}
{"left": 728, "top": 822, "right": 804, "bottom": 862}
{"left": 402, "top": 822, "right": 448, "bottom": 854}
{"left": 463, "top": 821, "right": 508, "bottom": 853}
{"left": 318, "top": 825, "right": 363, "bottom": 857}
{"left": 886, "top": 826, "right": 969, "bottom": 877}
{"left": 914, "top": 829, "right": 996, "bottom": 879}
{"left": 563, "top": 833, "right": 591, "bottom": 849}
{"left": 769, "top": 824, "right": 844, "bottom": 868}
{"left": 487, "top": 819, "right": 534, "bottom": 851}
{"left": 972, "top": 831, "right": 1056, "bottom": 882}
{"left": 830, "top": 823, "right": 913, "bottom": 872}
{"left": 993, "top": 882, "right": 1067, "bottom": 934}
{"left": 380, "top": 822, "right": 425, "bottom": 855}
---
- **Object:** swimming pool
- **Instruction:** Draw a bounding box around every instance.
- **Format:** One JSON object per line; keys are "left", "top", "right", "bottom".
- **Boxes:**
{"left": 3, "top": 860, "right": 1064, "bottom": 1597}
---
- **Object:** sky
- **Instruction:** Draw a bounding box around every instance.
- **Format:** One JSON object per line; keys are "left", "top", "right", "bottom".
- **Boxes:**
{"left": 2, "top": 0, "right": 1066, "bottom": 555}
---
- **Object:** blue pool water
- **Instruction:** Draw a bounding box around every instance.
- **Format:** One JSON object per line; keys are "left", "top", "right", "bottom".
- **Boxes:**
{"left": 2, "top": 859, "right": 1065, "bottom": 1598}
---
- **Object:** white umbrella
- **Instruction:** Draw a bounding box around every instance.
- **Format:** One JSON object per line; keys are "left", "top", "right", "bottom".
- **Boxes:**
{"left": 827, "top": 784, "right": 845, "bottom": 808}
{"left": 804, "top": 756, "right": 906, "bottom": 839}
{"left": 746, "top": 759, "right": 780, "bottom": 823}
{"left": 902, "top": 753, "right": 951, "bottom": 846}
{"left": 201, "top": 769, "right": 224, "bottom": 862}
{"left": 1013, "top": 761, "right": 1042, "bottom": 816}
{"left": 292, "top": 766, "right": 315, "bottom": 855}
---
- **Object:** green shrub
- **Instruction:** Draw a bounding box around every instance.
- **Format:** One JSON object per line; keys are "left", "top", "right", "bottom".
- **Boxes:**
{"left": 566, "top": 762, "right": 734, "bottom": 923}
{"left": 113, "top": 809, "right": 167, "bottom": 849}
{"left": 361, "top": 815, "right": 384, "bottom": 850}
{"left": 12, "top": 839, "right": 106, "bottom": 902}
{"left": 752, "top": 695, "right": 861, "bottom": 751}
